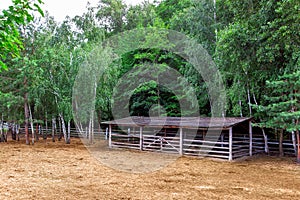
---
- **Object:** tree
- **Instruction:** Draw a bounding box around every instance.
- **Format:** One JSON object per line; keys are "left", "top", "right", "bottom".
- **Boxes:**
{"left": 255, "top": 68, "right": 300, "bottom": 161}
{"left": 0, "top": 0, "right": 44, "bottom": 71}
{"left": 156, "top": 0, "right": 191, "bottom": 26}
{"left": 215, "top": 0, "right": 300, "bottom": 117}
{"left": 96, "top": 0, "right": 127, "bottom": 34}
{"left": 126, "top": 1, "right": 160, "bottom": 30}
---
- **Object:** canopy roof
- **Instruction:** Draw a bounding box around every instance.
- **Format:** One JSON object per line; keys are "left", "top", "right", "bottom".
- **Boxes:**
{"left": 102, "top": 116, "right": 252, "bottom": 129}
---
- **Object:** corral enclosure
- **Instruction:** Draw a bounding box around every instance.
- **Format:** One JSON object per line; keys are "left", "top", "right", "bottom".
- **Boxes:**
{"left": 0, "top": 138, "right": 299, "bottom": 200}
{"left": 103, "top": 116, "right": 256, "bottom": 160}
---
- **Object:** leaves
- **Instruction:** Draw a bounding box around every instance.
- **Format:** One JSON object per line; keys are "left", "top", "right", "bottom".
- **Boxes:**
{"left": 0, "top": 0, "right": 44, "bottom": 71}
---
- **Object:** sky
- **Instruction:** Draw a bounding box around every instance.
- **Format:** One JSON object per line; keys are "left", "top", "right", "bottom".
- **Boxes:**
{"left": 1, "top": 0, "right": 147, "bottom": 22}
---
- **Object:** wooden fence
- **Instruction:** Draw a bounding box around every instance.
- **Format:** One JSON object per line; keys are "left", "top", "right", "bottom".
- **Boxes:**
{"left": 109, "top": 131, "right": 256, "bottom": 160}
{"left": 109, "top": 129, "right": 298, "bottom": 160}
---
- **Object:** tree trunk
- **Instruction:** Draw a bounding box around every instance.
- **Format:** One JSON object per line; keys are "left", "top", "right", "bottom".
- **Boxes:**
{"left": 35, "top": 124, "right": 39, "bottom": 141}
{"left": 3, "top": 129, "right": 7, "bottom": 142}
{"left": 253, "top": 93, "right": 269, "bottom": 154}
{"left": 296, "top": 130, "right": 300, "bottom": 163}
{"left": 59, "top": 114, "right": 68, "bottom": 144}
{"left": 45, "top": 116, "right": 48, "bottom": 139}
{"left": 67, "top": 120, "right": 71, "bottom": 144}
{"left": 262, "top": 128, "right": 269, "bottom": 154}
{"left": 28, "top": 103, "right": 35, "bottom": 144}
{"left": 292, "top": 130, "right": 297, "bottom": 156}
{"left": 0, "top": 121, "right": 3, "bottom": 142}
{"left": 88, "top": 120, "right": 91, "bottom": 143}
{"left": 247, "top": 84, "right": 252, "bottom": 116}
{"left": 238, "top": 80, "right": 243, "bottom": 117}
{"left": 11, "top": 123, "right": 16, "bottom": 140}
{"left": 24, "top": 92, "right": 30, "bottom": 145}
{"left": 279, "top": 129, "right": 284, "bottom": 157}
{"left": 52, "top": 117, "right": 56, "bottom": 142}
{"left": 16, "top": 124, "right": 20, "bottom": 141}
{"left": 58, "top": 116, "right": 62, "bottom": 141}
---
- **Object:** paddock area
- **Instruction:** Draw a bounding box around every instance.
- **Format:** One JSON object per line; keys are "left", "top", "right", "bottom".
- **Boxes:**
{"left": 0, "top": 138, "right": 299, "bottom": 199}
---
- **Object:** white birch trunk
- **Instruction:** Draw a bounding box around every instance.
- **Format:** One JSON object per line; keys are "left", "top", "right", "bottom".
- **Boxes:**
{"left": 253, "top": 93, "right": 269, "bottom": 153}
{"left": 59, "top": 114, "right": 68, "bottom": 144}
{"left": 296, "top": 130, "right": 300, "bottom": 163}
{"left": 67, "top": 120, "right": 71, "bottom": 144}
{"left": 238, "top": 80, "right": 243, "bottom": 117}
{"left": 52, "top": 117, "right": 56, "bottom": 142}
{"left": 247, "top": 86, "right": 252, "bottom": 116}
{"left": 28, "top": 103, "right": 35, "bottom": 144}
{"left": 262, "top": 128, "right": 269, "bottom": 154}
{"left": 91, "top": 117, "right": 94, "bottom": 143}
{"left": 45, "top": 115, "right": 48, "bottom": 139}
{"left": 58, "top": 116, "right": 62, "bottom": 141}
{"left": 292, "top": 130, "right": 297, "bottom": 156}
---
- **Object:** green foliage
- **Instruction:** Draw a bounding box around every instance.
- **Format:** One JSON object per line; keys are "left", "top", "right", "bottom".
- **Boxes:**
{"left": 126, "top": 1, "right": 160, "bottom": 29}
{"left": 255, "top": 69, "right": 300, "bottom": 132}
{"left": 215, "top": 0, "right": 300, "bottom": 117}
{"left": 156, "top": 0, "right": 191, "bottom": 26}
{"left": 168, "top": 0, "right": 217, "bottom": 55}
{"left": 96, "top": 0, "right": 127, "bottom": 33}
{"left": 0, "top": 0, "right": 44, "bottom": 71}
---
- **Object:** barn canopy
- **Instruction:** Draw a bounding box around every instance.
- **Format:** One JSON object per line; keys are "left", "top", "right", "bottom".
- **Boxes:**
{"left": 102, "top": 116, "right": 253, "bottom": 129}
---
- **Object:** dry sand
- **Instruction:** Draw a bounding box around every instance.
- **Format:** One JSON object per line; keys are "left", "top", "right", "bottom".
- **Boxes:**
{"left": 0, "top": 138, "right": 299, "bottom": 200}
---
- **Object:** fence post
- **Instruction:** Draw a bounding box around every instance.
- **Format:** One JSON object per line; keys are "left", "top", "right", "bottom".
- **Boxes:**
{"left": 229, "top": 127, "right": 233, "bottom": 161}
{"left": 109, "top": 125, "right": 112, "bottom": 148}
{"left": 179, "top": 127, "right": 183, "bottom": 155}
{"left": 139, "top": 126, "right": 143, "bottom": 151}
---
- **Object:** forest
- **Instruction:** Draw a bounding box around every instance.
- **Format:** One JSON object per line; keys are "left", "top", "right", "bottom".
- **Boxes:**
{"left": 0, "top": 0, "right": 299, "bottom": 159}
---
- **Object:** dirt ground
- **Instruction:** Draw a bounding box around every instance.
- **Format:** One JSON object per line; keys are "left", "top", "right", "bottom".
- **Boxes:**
{"left": 0, "top": 138, "right": 299, "bottom": 200}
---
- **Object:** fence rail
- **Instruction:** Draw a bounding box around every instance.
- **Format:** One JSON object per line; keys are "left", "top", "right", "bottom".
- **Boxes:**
{"left": 109, "top": 131, "right": 298, "bottom": 160}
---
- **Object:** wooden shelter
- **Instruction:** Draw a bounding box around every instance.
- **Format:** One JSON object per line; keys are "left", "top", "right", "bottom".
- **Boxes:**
{"left": 102, "top": 116, "right": 253, "bottom": 160}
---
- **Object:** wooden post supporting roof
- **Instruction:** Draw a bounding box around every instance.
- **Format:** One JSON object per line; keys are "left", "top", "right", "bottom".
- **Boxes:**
{"left": 229, "top": 127, "right": 233, "bottom": 161}
{"left": 109, "top": 124, "right": 112, "bottom": 148}
{"left": 179, "top": 127, "right": 183, "bottom": 155}
{"left": 249, "top": 121, "right": 253, "bottom": 156}
{"left": 139, "top": 126, "right": 143, "bottom": 151}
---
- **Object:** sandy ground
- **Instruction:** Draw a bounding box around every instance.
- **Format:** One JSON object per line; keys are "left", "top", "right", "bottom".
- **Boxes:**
{"left": 0, "top": 138, "right": 299, "bottom": 200}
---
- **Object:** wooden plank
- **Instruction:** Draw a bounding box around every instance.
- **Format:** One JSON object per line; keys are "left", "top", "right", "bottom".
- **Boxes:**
{"left": 184, "top": 148, "right": 230, "bottom": 154}
{"left": 143, "top": 135, "right": 161, "bottom": 139}
{"left": 111, "top": 142, "right": 140, "bottom": 147}
{"left": 231, "top": 140, "right": 250, "bottom": 144}
{"left": 183, "top": 143, "right": 230, "bottom": 150}
{"left": 184, "top": 152, "right": 229, "bottom": 159}
{"left": 110, "top": 134, "right": 139, "bottom": 138}
{"left": 183, "top": 139, "right": 229, "bottom": 145}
